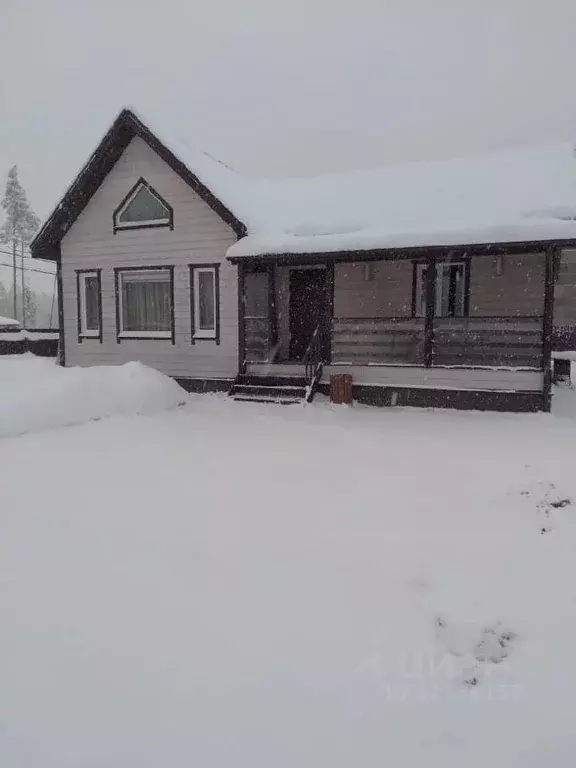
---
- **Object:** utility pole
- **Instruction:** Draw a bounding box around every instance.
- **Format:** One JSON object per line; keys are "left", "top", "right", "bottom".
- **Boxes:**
{"left": 20, "top": 240, "right": 25, "bottom": 328}
{"left": 12, "top": 223, "right": 17, "bottom": 322}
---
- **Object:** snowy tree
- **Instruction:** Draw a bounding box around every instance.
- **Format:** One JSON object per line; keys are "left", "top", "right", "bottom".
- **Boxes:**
{"left": 0, "top": 279, "right": 9, "bottom": 318}
{"left": 23, "top": 280, "right": 37, "bottom": 326}
{"left": 0, "top": 166, "right": 40, "bottom": 245}
{"left": 0, "top": 166, "right": 40, "bottom": 324}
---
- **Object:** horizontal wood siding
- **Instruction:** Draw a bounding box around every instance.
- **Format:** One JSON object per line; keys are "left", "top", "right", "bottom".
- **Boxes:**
{"left": 60, "top": 137, "right": 238, "bottom": 379}
{"left": 555, "top": 248, "right": 576, "bottom": 327}
{"left": 332, "top": 317, "right": 425, "bottom": 364}
{"left": 334, "top": 260, "right": 413, "bottom": 318}
{"left": 432, "top": 316, "right": 543, "bottom": 368}
{"left": 469, "top": 252, "right": 544, "bottom": 316}
{"left": 322, "top": 365, "right": 543, "bottom": 393}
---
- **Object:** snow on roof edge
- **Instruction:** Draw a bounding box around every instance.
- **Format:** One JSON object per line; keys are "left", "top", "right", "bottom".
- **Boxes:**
{"left": 0, "top": 315, "right": 20, "bottom": 327}
{"left": 227, "top": 219, "right": 576, "bottom": 259}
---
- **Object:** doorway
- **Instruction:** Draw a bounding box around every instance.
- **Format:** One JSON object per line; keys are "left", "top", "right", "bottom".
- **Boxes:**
{"left": 289, "top": 269, "right": 327, "bottom": 361}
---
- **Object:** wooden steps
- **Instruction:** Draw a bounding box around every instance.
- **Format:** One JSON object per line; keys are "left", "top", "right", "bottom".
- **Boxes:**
{"left": 229, "top": 375, "right": 307, "bottom": 405}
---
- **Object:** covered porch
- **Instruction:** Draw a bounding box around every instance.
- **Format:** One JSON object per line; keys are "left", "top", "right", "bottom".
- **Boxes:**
{"left": 235, "top": 246, "right": 555, "bottom": 411}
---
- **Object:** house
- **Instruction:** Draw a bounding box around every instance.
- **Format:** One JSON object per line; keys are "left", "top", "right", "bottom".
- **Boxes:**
{"left": 31, "top": 108, "right": 576, "bottom": 412}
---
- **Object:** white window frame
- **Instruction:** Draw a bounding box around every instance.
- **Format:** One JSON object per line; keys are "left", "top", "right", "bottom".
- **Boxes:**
{"left": 114, "top": 180, "right": 172, "bottom": 231}
{"left": 78, "top": 271, "right": 100, "bottom": 338}
{"left": 117, "top": 268, "right": 173, "bottom": 339}
{"left": 192, "top": 266, "right": 218, "bottom": 340}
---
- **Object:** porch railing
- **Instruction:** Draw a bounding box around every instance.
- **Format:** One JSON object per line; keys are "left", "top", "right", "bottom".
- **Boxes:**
{"left": 332, "top": 317, "right": 425, "bottom": 365}
{"left": 331, "top": 315, "right": 543, "bottom": 369}
{"left": 432, "top": 316, "right": 543, "bottom": 368}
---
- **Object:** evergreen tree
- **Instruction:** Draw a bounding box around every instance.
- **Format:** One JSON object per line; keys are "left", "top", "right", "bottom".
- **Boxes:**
{"left": 0, "top": 166, "right": 40, "bottom": 324}
{"left": 0, "top": 279, "right": 9, "bottom": 318}
{"left": 23, "top": 280, "right": 37, "bottom": 326}
{"left": 0, "top": 166, "right": 40, "bottom": 245}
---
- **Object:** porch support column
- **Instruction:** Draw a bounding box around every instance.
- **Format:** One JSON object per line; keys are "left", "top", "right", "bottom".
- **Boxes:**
{"left": 542, "top": 247, "right": 556, "bottom": 412}
{"left": 424, "top": 255, "right": 437, "bottom": 367}
{"left": 325, "top": 262, "right": 335, "bottom": 363}
{"left": 267, "top": 264, "right": 278, "bottom": 348}
{"left": 237, "top": 260, "right": 246, "bottom": 374}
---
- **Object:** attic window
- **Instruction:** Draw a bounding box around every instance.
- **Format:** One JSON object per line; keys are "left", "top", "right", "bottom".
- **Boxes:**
{"left": 113, "top": 178, "right": 173, "bottom": 233}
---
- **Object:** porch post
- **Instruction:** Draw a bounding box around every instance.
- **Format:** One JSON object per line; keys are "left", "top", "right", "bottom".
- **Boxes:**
{"left": 542, "top": 247, "right": 556, "bottom": 412}
{"left": 237, "top": 260, "right": 246, "bottom": 374}
{"left": 325, "top": 262, "right": 335, "bottom": 363}
{"left": 267, "top": 264, "right": 277, "bottom": 348}
{"left": 424, "top": 255, "right": 437, "bottom": 367}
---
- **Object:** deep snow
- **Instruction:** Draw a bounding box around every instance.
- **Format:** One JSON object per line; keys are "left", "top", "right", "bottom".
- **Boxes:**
{"left": 0, "top": 356, "right": 186, "bottom": 437}
{"left": 2, "top": 357, "right": 576, "bottom": 767}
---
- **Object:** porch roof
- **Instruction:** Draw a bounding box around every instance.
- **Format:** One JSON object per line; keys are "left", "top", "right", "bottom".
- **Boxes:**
{"left": 224, "top": 144, "right": 576, "bottom": 259}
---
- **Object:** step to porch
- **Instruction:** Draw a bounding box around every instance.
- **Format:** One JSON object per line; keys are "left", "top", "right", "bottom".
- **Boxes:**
{"left": 229, "top": 375, "right": 307, "bottom": 405}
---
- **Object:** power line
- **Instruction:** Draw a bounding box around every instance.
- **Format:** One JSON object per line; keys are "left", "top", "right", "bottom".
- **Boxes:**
{"left": 0, "top": 246, "right": 55, "bottom": 266}
{"left": 0, "top": 259, "right": 56, "bottom": 276}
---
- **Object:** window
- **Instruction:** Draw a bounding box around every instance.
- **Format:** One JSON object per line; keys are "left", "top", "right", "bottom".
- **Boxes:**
{"left": 414, "top": 261, "right": 468, "bottom": 317}
{"left": 77, "top": 271, "right": 101, "bottom": 339}
{"left": 113, "top": 178, "right": 173, "bottom": 232}
{"left": 116, "top": 268, "right": 173, "bottom": 339}
{"left": 190, "top": 265, "right": 219, "bottom": 342}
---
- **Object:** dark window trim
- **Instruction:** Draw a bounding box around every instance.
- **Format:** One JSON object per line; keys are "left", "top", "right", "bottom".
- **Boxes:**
{"left": 114, "top": 265, "right": 175, "bottom": 343}
{"left": 411, "top": 258, "right": 471, "bottom": 320}
{"left": 189, "top": 263, "right": 220, "bottom": 345}
{"left": 113, "top": 177, "right": 174, "bottom": 234}
{"left": 75, "top": 268, "right": 103, "bottom": 343}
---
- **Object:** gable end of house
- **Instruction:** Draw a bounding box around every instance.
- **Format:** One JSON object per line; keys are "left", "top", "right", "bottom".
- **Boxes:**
{"left": 30, "top": 109, "right": 247, "bottom": 262}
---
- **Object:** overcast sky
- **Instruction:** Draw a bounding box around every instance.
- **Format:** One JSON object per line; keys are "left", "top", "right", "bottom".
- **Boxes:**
{"left": 1, "top": 0, "right": 576, "bottom": 222}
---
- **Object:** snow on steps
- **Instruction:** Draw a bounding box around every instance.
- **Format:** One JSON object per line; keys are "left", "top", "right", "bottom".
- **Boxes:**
{"left": 229, "top": 375, "right": 307, "bottom": 405}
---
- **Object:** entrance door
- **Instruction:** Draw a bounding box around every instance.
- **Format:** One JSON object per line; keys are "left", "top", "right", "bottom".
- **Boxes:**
{"left": 289, "top": 269, "right": 327, "bottom": 361}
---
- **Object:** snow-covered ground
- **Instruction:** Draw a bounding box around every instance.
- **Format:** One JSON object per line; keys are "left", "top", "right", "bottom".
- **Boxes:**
{"left": 2, "top": 357, "right": 576, "bottom": 767}
{"left": 0, "top": 355, "right": 186, "bottom": 437}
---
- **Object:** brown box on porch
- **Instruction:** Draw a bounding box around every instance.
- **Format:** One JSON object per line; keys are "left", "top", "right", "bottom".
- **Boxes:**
{"left": 330, "top": 374, "right": 353, "bottom": 405}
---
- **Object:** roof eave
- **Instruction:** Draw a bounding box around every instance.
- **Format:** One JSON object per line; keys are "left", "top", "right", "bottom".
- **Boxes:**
{"left": 227, "top": 237, "right": 576, "bottom": 265}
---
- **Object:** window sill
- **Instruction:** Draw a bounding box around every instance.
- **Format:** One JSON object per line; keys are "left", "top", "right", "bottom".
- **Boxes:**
{"left": 79, "top": 332, "right": 100, "bottom": 339}
{"left": 118, "top": 331, "right": 172, "bottom": 340}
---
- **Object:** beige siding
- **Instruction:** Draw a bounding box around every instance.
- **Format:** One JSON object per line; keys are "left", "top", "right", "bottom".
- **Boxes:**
{"left": 555, "top": 248, "right": 576, "bottom": 327}
{"left": 60, "top": 136, "right": 238, "bottom": 379}
{"left": 334, "top": 260, "right": 413, "bottom": 318}
{"left": 469, "top": 252, "right": 544, "bottom": 316}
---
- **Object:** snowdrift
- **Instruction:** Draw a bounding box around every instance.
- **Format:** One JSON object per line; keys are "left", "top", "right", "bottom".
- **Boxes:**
{"left": 0, "top": 356, "right": 187, "bottom": 437}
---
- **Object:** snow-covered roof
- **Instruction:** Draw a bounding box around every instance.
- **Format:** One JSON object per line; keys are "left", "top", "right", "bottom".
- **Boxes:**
{"left": 135, "top": 107, "right": 576, "bottom": 257}
{"left": 0, "top": 315, "right": 20, "bottom": 328}
{"left": 32, "top": 107, "right": 576, "bottom": 262}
